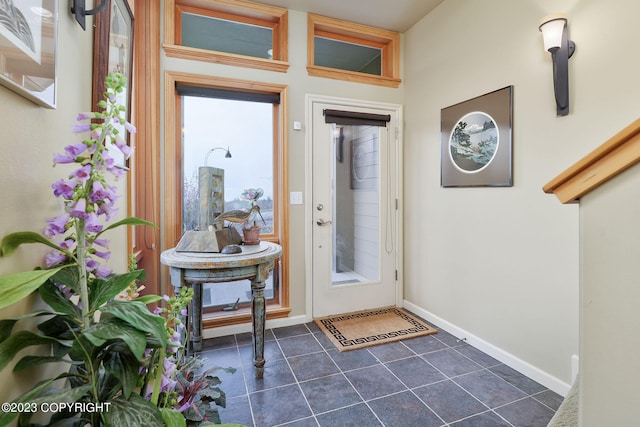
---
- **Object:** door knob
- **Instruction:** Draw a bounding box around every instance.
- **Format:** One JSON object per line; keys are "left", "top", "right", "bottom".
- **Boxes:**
{"left": 316, "top": 219, "right": 332, "bottom": 226}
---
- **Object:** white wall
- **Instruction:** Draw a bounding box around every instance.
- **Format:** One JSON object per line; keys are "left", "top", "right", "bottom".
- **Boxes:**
{"left": 580, "top": 164, "right": 640, "bottom": 426}
{"left": 403, "top": 0, "right": 640, "bottom": 393}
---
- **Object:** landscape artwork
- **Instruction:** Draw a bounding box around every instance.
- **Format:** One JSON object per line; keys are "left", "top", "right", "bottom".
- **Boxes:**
{"left": 441, "top": 86, "right": 513, "bottom": 187}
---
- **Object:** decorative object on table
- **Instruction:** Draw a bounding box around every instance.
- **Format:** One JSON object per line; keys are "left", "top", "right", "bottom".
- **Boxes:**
{"left": 441, "top": 86, "right": 513, "bottom": 187}
{"left": 199, "top": 146, "right": 232, "bottom": 231}
{"left": 217, "top": 188, "right": 266, "bottom": 245}
{"left": 175, "top": 227, "right": 242, "bottom": 253}
{"left": 0, "top": 73, "right": 234, "bottom": 426}
{"left": 0, "top": 0, "right": 58, "bottom": 108}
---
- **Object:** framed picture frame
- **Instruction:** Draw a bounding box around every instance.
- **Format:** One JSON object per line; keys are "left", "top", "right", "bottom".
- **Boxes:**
{"left": 92, "top": 0, "right": 134, "bottom": 167}
{"left": 441, "top": 86, "right": 513, "bottom": 187}
{"left": 0, "top": 0, "right": 58, "bottom": 108}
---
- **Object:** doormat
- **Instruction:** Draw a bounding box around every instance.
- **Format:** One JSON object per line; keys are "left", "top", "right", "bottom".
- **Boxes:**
{"left": 314, "top": 307, "right": 437, "bottom": 352}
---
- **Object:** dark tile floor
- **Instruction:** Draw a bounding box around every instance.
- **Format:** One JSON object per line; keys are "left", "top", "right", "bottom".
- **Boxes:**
{"left": 201, "top": 319, "right": 564, "bottom": 427}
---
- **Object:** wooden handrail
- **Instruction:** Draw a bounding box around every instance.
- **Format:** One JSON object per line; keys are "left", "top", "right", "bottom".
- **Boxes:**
{"left": 543, "top": 117, "right": 640, "bottom": 203}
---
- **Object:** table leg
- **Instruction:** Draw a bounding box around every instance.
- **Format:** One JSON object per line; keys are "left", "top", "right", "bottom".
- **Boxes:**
{"left": 251, "top": 276, "right": 267, "bottom": 379}
{"left": 190, "top": 282, "right": 203, "bottom": 354}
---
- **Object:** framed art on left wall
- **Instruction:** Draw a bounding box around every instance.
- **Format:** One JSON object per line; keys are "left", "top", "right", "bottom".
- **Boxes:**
{"left": 92, "top": 0, "right": 134, "bottom": 168}
{"left": 0, "top": 0, "right": 58, "bottom": 108}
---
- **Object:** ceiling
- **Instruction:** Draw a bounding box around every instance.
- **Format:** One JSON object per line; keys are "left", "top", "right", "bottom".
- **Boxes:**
{"left": 258, "top": 0, "right": 445, "bottom": 32}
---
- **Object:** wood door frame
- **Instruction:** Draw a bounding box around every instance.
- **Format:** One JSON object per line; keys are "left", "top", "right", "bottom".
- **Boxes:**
{"left": 304, "top": 94, "right": 404, "bottom": 317}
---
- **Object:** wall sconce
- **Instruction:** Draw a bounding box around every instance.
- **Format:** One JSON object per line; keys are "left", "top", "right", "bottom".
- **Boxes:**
{"left": 539, "top": 14, "right": 576, "bottom": 116}
{"left": 204, "top": 147, "right": 232, "bottom": 166}
{"left": 71, "top": 0, "right": 108, "bottom": 30}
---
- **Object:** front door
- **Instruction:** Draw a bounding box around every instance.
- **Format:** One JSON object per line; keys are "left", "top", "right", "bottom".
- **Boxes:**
{"left": 310, "top": 98, "right": 401, "bottom": 317}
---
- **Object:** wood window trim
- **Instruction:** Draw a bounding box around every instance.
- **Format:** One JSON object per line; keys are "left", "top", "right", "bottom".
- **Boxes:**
{"left": 164, "top": 0, "right": 289, "bottom": 73}
{"left": 164, "top": 71, "right": 291, "bottom": 327}
{"left": 307, "top": 13, "right": 401, "bottom": 88}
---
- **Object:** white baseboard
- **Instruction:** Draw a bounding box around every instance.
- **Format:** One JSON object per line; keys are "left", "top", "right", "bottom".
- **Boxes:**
{"left": 202, "top": 314, "right": 312, "bottom": 339}
{"left": 402, "top": 301, "right": 571, "bottom": 396}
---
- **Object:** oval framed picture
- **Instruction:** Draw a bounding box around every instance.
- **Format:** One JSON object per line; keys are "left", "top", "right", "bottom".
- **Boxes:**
{"left": 441, "top": 86, "right": 513, "bottom": 187}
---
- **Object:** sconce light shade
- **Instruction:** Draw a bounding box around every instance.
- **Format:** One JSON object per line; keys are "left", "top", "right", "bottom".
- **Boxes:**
{"left": 539, "top": 14, "right": 576, "bottom": 116}
{"left": 539, "top": 14, "right": 567, "bottom": 51}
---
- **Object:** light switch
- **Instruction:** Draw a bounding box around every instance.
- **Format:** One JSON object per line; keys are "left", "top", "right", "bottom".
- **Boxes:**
{"left": 290, "top": 191, "right": 303, "bottom": 205}
{"left": 293, "top": 121, "right": 302, "bottom": 131}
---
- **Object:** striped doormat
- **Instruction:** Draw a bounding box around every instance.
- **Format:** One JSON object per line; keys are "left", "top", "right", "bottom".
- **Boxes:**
{"left": 314, "top": 306, "right": 437, "bottom": 352}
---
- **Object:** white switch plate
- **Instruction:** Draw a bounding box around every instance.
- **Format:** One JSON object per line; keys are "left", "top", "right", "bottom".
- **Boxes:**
{"left": 290, "top": 191, "right": 303, "bottom": 205}
{"left": 293, "top": 121, "right": 302, "bottom": 131}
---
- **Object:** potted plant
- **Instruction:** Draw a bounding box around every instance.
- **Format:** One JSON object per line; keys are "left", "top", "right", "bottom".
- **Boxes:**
{"left": 240, "top": 188, "right": 264, "bottom": 245}
{"left": 0, "top": 72, "right": 238, "bottom": 427}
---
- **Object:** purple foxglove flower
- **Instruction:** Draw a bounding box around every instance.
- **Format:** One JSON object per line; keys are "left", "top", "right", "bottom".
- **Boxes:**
{"left": 70, "top": 199, "right": 88, "bottom": 219}
{"left": 124, "top": 121, "right": 137, "bottom": 134}
{"left": 51, "top": 178, "right": 77, "bottom": 199}
{"left": 114, "top": 136, "right": 132, "bottom": 159}
{"left": 90, "top": 127, "right": 102, "bottom": 140}
{"left": 96, "top": 202, "right": 118, "bottom": 220}
{"left": 153, "top": 307, "right": 163, "bottom": 315}
{"left": 72, "top": 123, "right": 91, "bottom": 134}
{"left": 93, "top": 238, "right": 110, "bottom": 248}
{"left": 163, "top": 295, "right": 170, "bottom": 302}
{"left": 60, "top": 239, "right": 75, "bottom": 250}
{"left": 45, "top": 213, "right": 71, "bottom": 237}
{"left": 180, "top": 308, "right": 188, "bottom": 316}
{"left": 76, "top": 112, "right": 96, "bottom": 121}
{"left": 95, "top": 264, "right": 112, "bottom": 278}
{"left": 53, "top": 153, "right": 75, "bottom": 164}
{"left": 93, "top": 250, "right": 111, "bottom": 260}
{"left": 64, "top": 143, "right": 88, "bottom": 157}
{"left": 45, "top": 251, "right": 67, "bottom": 267}
{"left": 89, "top": 181, "right": 109, "bottom": 203}
{"left": 85, "top": 213, "right": 104, "bottom": 233}
{"left": 73, "top": 164, "right": 92, "bottom": 182}
{"left": 85, "top": 257, "right": 98, "bottom": 271}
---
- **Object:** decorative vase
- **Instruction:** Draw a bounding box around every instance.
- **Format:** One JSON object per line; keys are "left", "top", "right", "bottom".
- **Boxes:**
{"left": 242, "top": 226, "right": 261, "bottom": 245}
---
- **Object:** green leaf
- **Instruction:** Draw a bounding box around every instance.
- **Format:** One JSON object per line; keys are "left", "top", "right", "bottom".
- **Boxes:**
{"left": 39, "top": 280, "right": 82, "bottom": 318}
{"left": 97, "top": 216, "right": 157, "bottom": 238}
{"left": 82, "top": 319, "right": 147, "bottom": 361}
{"left": 17, "top": 384, "right": 93, "bottom": 426}
{"left": 50, "top": 266, "right": 81, "bottom": 294}
{"left": 1, "top": 231, "right": 71, "bottom": 257}
{"left": 132, "top": 294, "right": 164, "bottom": 305}
{"left": 104, "top": 350, "right": 140, "bottom": 399}
{"left": 100, "top": 301, "right": 167, "bottom": 348}
{"left": 13, "top": 355, "right": 74, "bottom": 372}
{"left": 0, "top": 266, "right": 69, "bottom": 310}
{"left": 89, "top": 270, "right": 146, "bottom": 311}
{"left": 0, "top": 372, "right": 80, "bottom": 426}
{"left": 0, "top": 330, "right": 65, "bottom": 371}
{"left": 0, "top": 310, "right": 56, "bottom": 343}
{"left": 102, "top": 394, "right": 164, "bottom": 427}
{"left": 161, "top": 408, "right": 187, "bottom": 427}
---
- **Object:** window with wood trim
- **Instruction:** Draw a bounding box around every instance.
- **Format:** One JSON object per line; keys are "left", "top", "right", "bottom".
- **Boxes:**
{"left": 164, "top": 72, "right": 290, "bottom": 328}
{"left": 164, "top": 0, "right": 289, "bottom": 73}
{"left": 307, "top": 14, "right": 401, "bottom": 88}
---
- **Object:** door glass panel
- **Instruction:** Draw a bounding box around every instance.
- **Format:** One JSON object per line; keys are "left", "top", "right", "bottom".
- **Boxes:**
{"left": 332, "top": 124, "right": 380, "bottom": 286}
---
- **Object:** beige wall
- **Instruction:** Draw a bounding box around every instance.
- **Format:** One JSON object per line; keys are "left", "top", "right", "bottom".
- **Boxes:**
{"left": 0, "top": 9, "right": 129, "bottom": 404}
{"left": 580, "top": 163, "right": 640, "bottom": 426}
{"left": 403, "top": 0, "right": 640, "bottom": 393}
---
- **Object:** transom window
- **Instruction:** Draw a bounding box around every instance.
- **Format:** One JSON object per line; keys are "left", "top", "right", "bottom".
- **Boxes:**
{"left": 164, "top": 0, "right": 289, "bottom": 72}
{"left": 307, "top": 14, "right": 401, "bottom": 88}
